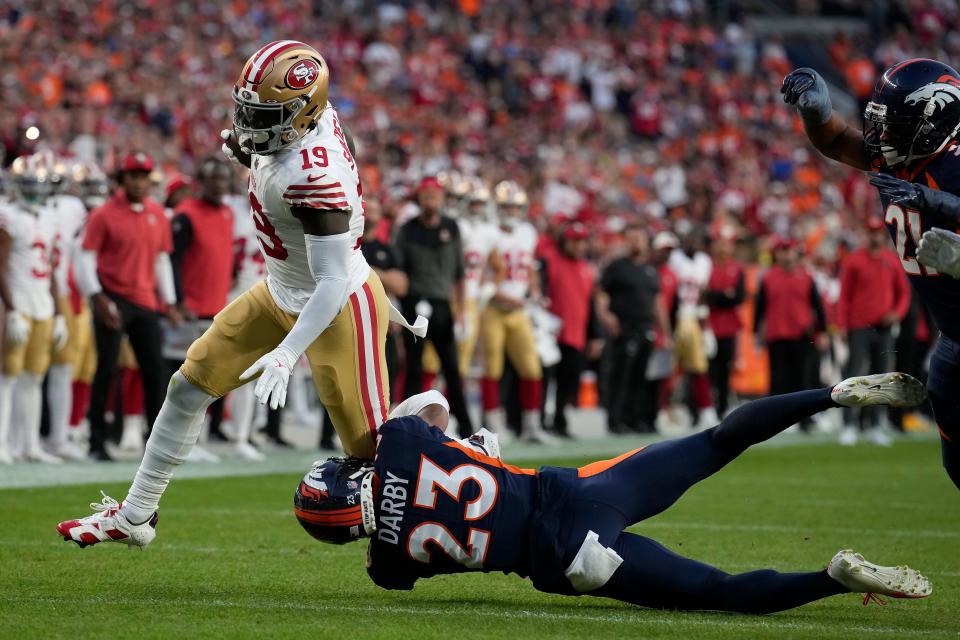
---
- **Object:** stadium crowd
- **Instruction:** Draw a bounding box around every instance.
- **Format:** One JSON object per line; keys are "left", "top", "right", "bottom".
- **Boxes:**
{"left": 0, "top": 0, "right": 953, "bottom": 462}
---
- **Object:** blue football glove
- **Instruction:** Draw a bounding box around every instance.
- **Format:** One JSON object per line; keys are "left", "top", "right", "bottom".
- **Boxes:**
{"left": 868, "top": 173, "right": 923, "bottom": 208}
{"left": 868, "top": 172, "right": 960, "bottom": 224}
{"left": 781, "top": 68, "right": 833, "bottom": 124}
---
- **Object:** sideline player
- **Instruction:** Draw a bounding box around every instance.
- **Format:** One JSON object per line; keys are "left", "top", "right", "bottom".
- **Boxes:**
{"left": 480, "top": 181, "right": 548, "bottom": 441}
{"left": 57, "top": 40, "right": 424, "bottom": 547}
{"left": 0, "top": 155, "right": 67, "bottom": 463}
{"left": 291, "top": 376, "right": 931, "bottom": 613}
{"left": 782, "top": 59, "right": 960, "bottom": 489}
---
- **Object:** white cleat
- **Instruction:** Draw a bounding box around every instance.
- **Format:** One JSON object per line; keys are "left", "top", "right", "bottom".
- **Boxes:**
{"left": 0, "top": 449, "right": 13, "bottom": 464}
{"left": 831, "top": 373, "right": 927, "bottom": 409}
{"left": 57, "top": 492, "right": 158, "bottom": 549}
{"left": 695, "top": 407, "right": 720, "bottom": 431}
{"left": 48, "top": 440, "right": 89, "bottom": 462}
{"left": 187, "top": 445, "right": 221, "bottom": 463}
{"left": 865, "top": 427, "right": 893, "bottom": 447}
{"left": 838, "top": 425, "right": 859, "bottom": 446}
{"left": 22, "top": 448, "right": 63, "bottom": 464}
{"left": 828, "top": 549, "right": 932, "bottom": 602}
{"left": 235, "top": 441, "right": 265, "bottom": 461}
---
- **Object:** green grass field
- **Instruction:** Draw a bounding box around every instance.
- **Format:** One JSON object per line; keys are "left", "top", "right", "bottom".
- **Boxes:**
{"left": 2, "top": 439, "right": 958, "bottom": 639}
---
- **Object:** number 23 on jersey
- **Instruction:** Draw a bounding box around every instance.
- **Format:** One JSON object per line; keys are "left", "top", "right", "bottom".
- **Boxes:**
{"left": 406, "top": 456, "right": 498, "bottom": 569}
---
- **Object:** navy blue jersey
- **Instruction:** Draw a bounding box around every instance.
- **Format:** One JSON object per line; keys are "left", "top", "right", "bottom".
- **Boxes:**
{"left": 366, "top": 416, "right": 538, "bottom": 590}
{"left": 881, "top": 143, "right": 960, "bottom": 340}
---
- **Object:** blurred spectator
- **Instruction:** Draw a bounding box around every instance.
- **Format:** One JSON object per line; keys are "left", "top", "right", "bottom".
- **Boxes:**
{"left": 598, "top": 225, "right": 671, "bottom": 434}
{"left": 754, "top": 237, "right": 827, "bottom": 428}
{"left": 543, "top": 222, "right": 595, "bottom": 437}
{"left": 395, "top": 177, "right": 473, "bottom": 436}
{"left": 704, "top": 231, "right": 745, "bottom": 417}
{"left": 77, "top": 153, "right": 179, "bottom": 460}
{"left": 835, "top": 219, "right": 910, "bottom": 446}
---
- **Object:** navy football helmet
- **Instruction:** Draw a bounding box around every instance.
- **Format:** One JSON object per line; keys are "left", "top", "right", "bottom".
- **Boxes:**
{"left": 293, "top": 457, "right": 375, "bottom": 544}
{"left": 864, "top": 58, "right": 960, "bottom": 168}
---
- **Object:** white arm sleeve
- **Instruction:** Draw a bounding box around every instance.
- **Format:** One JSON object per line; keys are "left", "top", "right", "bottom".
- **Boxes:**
{"left": 75, "top": 249, "right": 102, "bottom": 297}
{"left": 277, "top": 231, "right": 352, "bottom": 358}
{"left": 155, "top": 253, "right": 177, "bottom": 306}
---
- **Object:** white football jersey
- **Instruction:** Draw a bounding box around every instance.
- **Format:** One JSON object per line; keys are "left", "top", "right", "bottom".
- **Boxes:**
{"left": 224, "top": 192, "right": 266, "bottom": 299}
{"left": 247, "top": 105, "right": 369, "bottom": 314}
{"left": 458, "top": 217, "right": 499, "bottom": 302}
{"left": 668, "top": 249, "right": 712, "bottom": 319}
{"left": 495, "top": 222, "right": 538, "bottom": 301}
{"left": 0, "top": 201, "right": 56, "bottom": 320}
{"left": 43, "top": 193, "right": 87, "bottom": 296}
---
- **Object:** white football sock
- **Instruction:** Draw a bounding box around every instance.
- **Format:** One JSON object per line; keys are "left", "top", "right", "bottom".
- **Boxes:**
{"left": 229, "top": 383, "right": 256, "bottom": 444}
{"left": 0, "top": 375, "right": 15, "bottom": 456}
{"left": 14, "top": 373, "right": 43, "bottom": 455}
{"left": 46, "top": 364, "right": 73, "bottom": 446}
{"left": 122, "top": 372, "right": 216, "bottom": 524}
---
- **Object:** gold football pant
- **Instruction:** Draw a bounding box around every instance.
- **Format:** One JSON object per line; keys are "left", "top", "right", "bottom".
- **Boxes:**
{"left": 181, "top": 272, "right": 390, "bottom": 459}
{"left": 4, "top": 317, "right": 53, "bottom": 376}
{"left": 481, "top": 305, "right": 542, "bottom": 381}
{"left": 675, "top": 316, "right": 709, "bottom": 375}
{"left": 71, "top": 303, "right": 97, "bottom": 384}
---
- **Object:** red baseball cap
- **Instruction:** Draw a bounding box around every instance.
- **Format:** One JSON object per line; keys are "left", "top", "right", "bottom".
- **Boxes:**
{"left": 563, "top": 222, "right": 590, "bottom": 241}
{"left": 771, "top": 235, "right": 799, "bottom": 252}
{"left": 121, "top": 152, "right": 154, "bottom": 173}
{"left": 417, "top": 176, "right": 443, "bottom": 193}
{"left": 165, "top": 175, "right": 192, "bottom": 201}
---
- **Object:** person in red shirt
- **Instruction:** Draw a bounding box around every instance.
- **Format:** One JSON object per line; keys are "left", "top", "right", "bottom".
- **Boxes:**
{"left": 754, "top": 237, "right": 827, "bottom": 428}
{"left": 75, "top": 152, "right": 180, "bottom": 460}
{"left": 835, "top": 218, "right": 911, "bottom": 446}
{"left": 168, "top": 158, "right": 240, "bottom": 453}
{"left": 543, "top": 222, "right": 595, "bottom": 436}
{"left": 704, "top": 231, "right": 745, "bottom": 417}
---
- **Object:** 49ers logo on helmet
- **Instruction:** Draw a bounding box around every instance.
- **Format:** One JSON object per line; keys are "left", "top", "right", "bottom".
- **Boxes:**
{"left": 286, "top": 59, "right": 320, "bottom": 89}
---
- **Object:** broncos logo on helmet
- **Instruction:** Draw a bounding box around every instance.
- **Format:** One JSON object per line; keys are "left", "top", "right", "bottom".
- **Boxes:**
{"left": 864, "top": 59, "right": 960, "bottom": 168}
{"left": 293, "top": 457, "right": 376, "bottom": 544}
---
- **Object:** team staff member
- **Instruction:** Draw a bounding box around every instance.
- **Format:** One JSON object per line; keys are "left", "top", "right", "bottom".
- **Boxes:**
{"left": 754, "top": 237, "right": 827, "bottom": 414}
{"left": 704, "top": 231, "right": 745, "bottom": 417}
{"left": 169, "top": 158, "right": 236, "bottom": 452}
{"left": 543, "top": 222, "right": 595, "bottom": 437}
{"left": 395, "top": 177, "right": 474, "bottom": 436}
{"left": 835, "top": 218, "right": 910, "bottom": 446}
{"left": 598, "top": 225, "right": 672, "bottom": 434}
{"left": 76, "top": 152, "right": 180, "bottom": 460}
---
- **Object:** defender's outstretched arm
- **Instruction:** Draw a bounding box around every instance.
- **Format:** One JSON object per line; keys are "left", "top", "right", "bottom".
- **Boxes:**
{"left": 781, "top": 68, "right": 870, "bottom": 171}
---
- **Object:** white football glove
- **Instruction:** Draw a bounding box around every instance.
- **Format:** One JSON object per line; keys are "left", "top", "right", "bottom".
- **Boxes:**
{"left": 221, "top": 129, "right": 245, "bottom": 167}
{"left": 5, "top": 310, "right": 30, "bottom": 346}
{"left": 917, "top": 227, "right": 960, "bottom": 279}
{"left": 52, "top": 314, "right": 69, "bottom": 351}
{"left": 239, "top": 345, "right": 298, "bottom": 410}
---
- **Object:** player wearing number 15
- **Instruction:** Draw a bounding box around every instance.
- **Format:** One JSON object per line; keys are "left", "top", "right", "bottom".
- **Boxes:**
{"left": 56, "top": 40, "right": 424, "bottom": 550}
{"left": 294, "top": 381, "right": 932, "bottom": 613}
{"left": 782, "top": 59, "right": 960, "bottom": 490}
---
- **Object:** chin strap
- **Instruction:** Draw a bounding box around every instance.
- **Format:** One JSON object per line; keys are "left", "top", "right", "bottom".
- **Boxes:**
{"left": 360, "top": 471, "right": 377, "bottom": 535}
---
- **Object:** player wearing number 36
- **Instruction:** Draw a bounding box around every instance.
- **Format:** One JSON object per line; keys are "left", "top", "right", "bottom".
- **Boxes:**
{"left": 293, "top": 384, "right": 931, "bottom": 613}
{"left": 56, "top": 41, "right": 426, "bottom": 549}
{"left": 782, "top": 59, "right": 960, "bottom": 491}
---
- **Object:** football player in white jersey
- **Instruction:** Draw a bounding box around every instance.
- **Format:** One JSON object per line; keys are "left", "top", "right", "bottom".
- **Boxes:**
{"left": 41, "top": 158, "right": 89, "bottom": 460}
{"left": 480, "top": 181, "right": 550, "bottom": 442}
{"left": 456, "top": 177, "right": 499, "bottom": 376}
{"left": 668, "top": 225, "right": 719, "bottom": 429}
{"left": 57, "top": 40, "right": 424, "bottom": 548}
{"left": 0, "top": 155, "right": 67, "bottom": 463}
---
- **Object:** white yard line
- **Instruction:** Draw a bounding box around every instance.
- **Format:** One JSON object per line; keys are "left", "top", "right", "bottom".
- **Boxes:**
{"left": 0, "top": 593, "right": 952, "bottom": 637}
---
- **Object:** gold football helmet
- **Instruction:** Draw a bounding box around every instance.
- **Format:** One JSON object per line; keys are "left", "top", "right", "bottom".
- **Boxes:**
{"left": 71, "top": 161, "right": 110, "bottom": 209}
{"left": 493, "top": 180, "right": 527, "bottom": 228}
{"left": 233, "top": 40, "right": 330, "bottom": 155}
